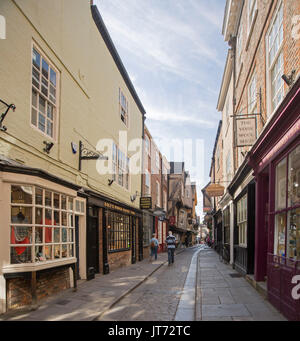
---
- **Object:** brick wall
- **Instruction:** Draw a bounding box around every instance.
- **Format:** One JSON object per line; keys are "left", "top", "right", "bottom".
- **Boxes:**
{"left": 233, "top": 0, "right": 300, "bottom": 172}
{"left": 108, "top": 250, "right": 131, "bottom": 272}
{"left": 6, "top": 265, "right": 70, "bottom": 310}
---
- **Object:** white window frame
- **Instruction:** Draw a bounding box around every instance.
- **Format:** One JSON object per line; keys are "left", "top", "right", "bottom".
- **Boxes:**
{"left": 248, "top": 69, "right": 257, "bottom": 114}
{"left": 156, "top": 181, "right": 160, "bottom": 207}
{"left": 119, "top": 88, "right": 129, "bottom": 127}
{"left": 237, "top": 195, "right": 247, "bottom": 247}
{"left": 155, "top": 151, "right": 160, "bottom": 170}
{"left": 266, "top": 0, "right": 284, "bottom": 117}
{"left": 145, "top": 135, "right": 150, "bottom": 156}
{"left": 113, "top": 142, "right": 130, "bottom": 191}
{"left": 248, "top": 0, "right": 257, "bottom": 36}
{"left": 31, "top": 44, "right": 59, "bottom": 141}
{"left": 236, "top": 24, "right": 243, "bottom": 74}
{"left": 10, "top": 185, "right": 76, "bottom": 265}
{"left": 145, "top": 169, "right": 151, "bottom": 195}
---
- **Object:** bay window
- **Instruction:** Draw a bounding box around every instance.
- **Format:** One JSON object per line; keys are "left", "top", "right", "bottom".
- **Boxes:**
{"left": 10, "top": 185, "right": 75, "bottom": 264}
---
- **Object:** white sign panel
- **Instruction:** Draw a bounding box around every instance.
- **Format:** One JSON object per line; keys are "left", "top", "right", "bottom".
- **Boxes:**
{"left": 236, "top": 118, "right": 256, "bottom": 146}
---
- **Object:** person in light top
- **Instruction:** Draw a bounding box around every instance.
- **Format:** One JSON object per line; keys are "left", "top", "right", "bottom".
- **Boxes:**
{"left": 165, "top": 231, "right": 176, "bottom": 265}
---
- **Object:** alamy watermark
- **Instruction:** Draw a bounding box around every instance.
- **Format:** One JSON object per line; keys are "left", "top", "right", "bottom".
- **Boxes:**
{"left": 291, "top": 275, "right": 300, "bottom": 300}
{"left": 0, "top": 15, "right": 6, "bottom": 40}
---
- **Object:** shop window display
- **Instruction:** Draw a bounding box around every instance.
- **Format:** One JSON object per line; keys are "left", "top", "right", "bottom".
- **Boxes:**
{"left": 107, "top": 211, "right": 131, "bottom": 252}
{"left": 10, "top": 185, "right": 75, "bottom": 264}
{"left": 274, "top": 145, "right": 300, "bottom": 260}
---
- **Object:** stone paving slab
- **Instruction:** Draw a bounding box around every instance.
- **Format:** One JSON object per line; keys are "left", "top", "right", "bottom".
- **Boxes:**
{"left": 196, "top": 249, "right": 287, "bottom": 321}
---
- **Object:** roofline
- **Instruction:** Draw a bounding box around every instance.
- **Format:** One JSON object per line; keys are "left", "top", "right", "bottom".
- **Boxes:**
{"left": 91, "top": 5, "right": 146, "bottom": 116}
{"left": 209, "top": 120, "right": 222, "bottom": 177}
{"left": 216, "top": 49, "right": 233, "bottom": 111}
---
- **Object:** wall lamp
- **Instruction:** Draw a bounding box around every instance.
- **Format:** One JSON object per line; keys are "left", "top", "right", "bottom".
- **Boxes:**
{"left": 130, "top": 191, "right": 139, "bottom": 202}
{"left": 282, "top": 70, "right": 296, "bottom": 87}
{"left": 43, "top": 141, "right": 54, "bottom": 154}
{"left": 108, "top": 179, "right": 114, "bottom": 186}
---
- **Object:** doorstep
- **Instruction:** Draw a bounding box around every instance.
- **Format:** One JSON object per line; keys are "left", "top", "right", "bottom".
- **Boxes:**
{"left": 245, "top": 274, "right": 267, "bottom": 299}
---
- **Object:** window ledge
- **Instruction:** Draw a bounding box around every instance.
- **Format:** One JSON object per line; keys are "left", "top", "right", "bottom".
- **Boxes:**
{"left": 2, "top": 257, "right": 76, "bottom": 274}
{"left": 246, "top": 9, "right": 258, "bottom": 51}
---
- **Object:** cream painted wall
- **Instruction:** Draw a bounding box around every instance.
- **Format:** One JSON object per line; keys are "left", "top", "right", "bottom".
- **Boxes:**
{"left": 0, "top": 0, "right": 143, "bottom": 209}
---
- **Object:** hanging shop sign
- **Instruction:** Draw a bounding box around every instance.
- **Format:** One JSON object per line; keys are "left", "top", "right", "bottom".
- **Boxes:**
{"left": 205, "top": 183, "right": 224, "bottom": 197}
{"left": 236, "top": 117, "right": 257, "bottom": 147}
{"left": 140, "top": 197, "right": 152, "bottom": 210}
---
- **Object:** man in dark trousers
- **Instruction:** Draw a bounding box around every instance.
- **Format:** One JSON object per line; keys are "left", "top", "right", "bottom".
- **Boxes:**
{"left": 165, "top": 231, "right": 176, "bottom": 265}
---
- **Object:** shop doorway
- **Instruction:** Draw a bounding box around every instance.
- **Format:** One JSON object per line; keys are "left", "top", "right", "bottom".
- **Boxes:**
{"left": 87, "top": 208, "right": 99, "bottom": 278}
{"left": 75, "top": 215, "right": 80, "bottom": 280}
{"left": 131, "top": 216, "right": 136, "bottom": 264}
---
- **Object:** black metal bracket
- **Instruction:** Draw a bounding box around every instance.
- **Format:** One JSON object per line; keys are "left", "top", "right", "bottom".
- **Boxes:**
{"left": 0, "top": 99, "right": 16, "bottom": 132}
{"left": 79, "top": 140, "right": 108, "bottom": 171}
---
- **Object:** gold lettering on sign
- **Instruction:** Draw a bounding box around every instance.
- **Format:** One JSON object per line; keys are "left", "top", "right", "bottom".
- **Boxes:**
{"left": 104, "top": 202, "right": 135, "bottom": 215}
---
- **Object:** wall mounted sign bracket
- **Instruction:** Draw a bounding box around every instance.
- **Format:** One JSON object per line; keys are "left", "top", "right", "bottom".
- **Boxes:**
{"left": 79, "top": 140, "right": 108, "bottom": 171}
{"left": 0, "top": 99, "right": 16, "bottom": 132}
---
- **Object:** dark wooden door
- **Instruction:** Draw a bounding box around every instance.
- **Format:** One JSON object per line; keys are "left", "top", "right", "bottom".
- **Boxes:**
{"left": 138, "top": 217, "right": 143, "bottom": 261}
{"left": 131, "top": 216, "right": 136, "bottom": 264}
{"left": 75, "top": 215, "right": 80, "bottom": 280}
{"left": 87, "top": 215, "right": 99, "bottom": 277}
{"left": 102, "top": 210, "right": 109, "bottom": 274}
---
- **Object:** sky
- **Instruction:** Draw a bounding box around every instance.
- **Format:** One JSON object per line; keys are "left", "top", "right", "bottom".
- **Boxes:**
{"left": 95, "top": 0, "right": 228, "bottom": 218}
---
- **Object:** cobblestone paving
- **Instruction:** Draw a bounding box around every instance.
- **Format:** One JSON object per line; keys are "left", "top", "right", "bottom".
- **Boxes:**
{"left": 98, "top": 248, "right": 197, "bottom": 321}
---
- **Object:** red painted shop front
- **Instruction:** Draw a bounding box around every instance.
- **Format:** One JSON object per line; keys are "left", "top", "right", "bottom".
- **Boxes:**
{"left": 248, "top": 78, "right": 300, "bottom": 321}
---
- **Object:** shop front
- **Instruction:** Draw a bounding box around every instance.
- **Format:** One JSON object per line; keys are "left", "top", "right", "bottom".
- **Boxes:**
{"left": 228, "top": 170, "right": 256, "bottom": 275}
{"left": 0, "top": 161, "right": 86, "bottom": 313}
{"left": 248, "top": 78, "right": 300, "bottom": 321}
{"left": 86, "top": 192, "right": 142, "bottom": 276}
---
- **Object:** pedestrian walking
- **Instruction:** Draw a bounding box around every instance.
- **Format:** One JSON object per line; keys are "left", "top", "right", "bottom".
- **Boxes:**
{"left": 149, "top": 234, "right": 159, "bottom": 261}
{"left": 165, "top": 231, "right": 176, "bottom": 265}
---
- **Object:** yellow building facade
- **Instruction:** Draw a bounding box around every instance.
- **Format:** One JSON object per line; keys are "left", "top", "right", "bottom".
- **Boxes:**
{"left": 0, "top": 0, "right": 145, "bottom": 313}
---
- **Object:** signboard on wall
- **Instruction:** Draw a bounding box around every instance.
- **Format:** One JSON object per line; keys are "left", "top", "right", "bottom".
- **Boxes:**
{"left": 140, "top": 197, "right": 152, "bottom": 210}
{"left": 236, "top": 117, "right": 256, "bottom": 147}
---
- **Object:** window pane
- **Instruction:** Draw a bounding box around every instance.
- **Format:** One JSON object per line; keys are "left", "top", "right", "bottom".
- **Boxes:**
{"left": 31, "top": 108, "right": 37, "bottom": 126}
{"left": 45, "top": 245, "right": 52, "bottom": 260}
{"left": 54, "top": 245, "right": 61, "bottom": 258}
{"left": 39, "top": 96, "right": 46, "bottom": 114}
{"left": 11, "top": 185, "right": 33, "bottom": 204}
{"left": 54, "top": 228, "right": 60, "bottom": 243}
{"left": 47, "top": 120, "right": 53, "bottom": 138}
{"left": 62, "top": 212, "right": 67, "bottom": 226}
{"left": 54, "top": 210, "right": 60, "bottom": 225}
{"left": 61, "top": 195, "right": 67, "bottom": 210}
{"left": 62, "top": 245, "right": 68, "bottom": 258}
{"left": 62, "top": 227, "right": 67, "bottom": 242}
{"left": 11, "top": 246, "right": 32, "bottom": 264}
{"left": 275, "top": 158, "right": 287, "bottom": 210}
{"left": 11, "top": 226, "right": 32, "bottom": 244}
{"left": 35, "top": 207, "right": 43, "bottom": 225}
{"left": 42, "top": 59, "right": 49, "bottom": 78}
{"left": 274, "top": 212, "right": 286, "bottom": 257}
{"left": 69, "top": 244, "right": 74, "bottom": 257}
{"left": 38, "top": 113, "right": 45, "bottom": 132}
{"left": 35, "top": 187, "right": 43, "bottom": 205}
{"left": 45, "top": 209, "right": 52, "bottom": 224}
{"left": 287, "top": 208, "right": 300, "bottom": 260}
{"left": 32, "top": 88, "right": 38, "bottom": 108}
{"left": 32, "top": 48, "right": 40, "bottom": 69}
{"left": 54, "top": 193, "right": 60, "bottom": 209}
{"left": 288, "top": 146, "right": 300, "bottom": 207}
{"left": 50, "top": 68, "right": 56, "bottom": 86}
{"left": 45, "top": 191, "right": 52, "bottom": 207}
{"left": 35, "top": 227, "right": 43, "bottom": 244}
{"left": 35, "top": 245, "right": 44, "bottom": 262}
{"left": 11, "top": 207, "right": 32, "bottom": 224}
{"left": 45, "top": 226, "right": 53, "bottom": 243}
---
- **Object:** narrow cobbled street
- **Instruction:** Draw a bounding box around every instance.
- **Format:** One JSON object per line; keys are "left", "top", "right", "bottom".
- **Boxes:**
{"left": 1, "top": 246, "right": 287, "bottom": 321}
